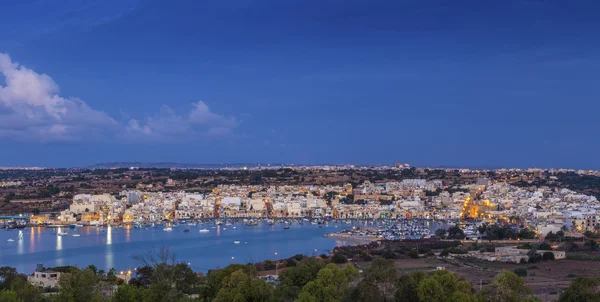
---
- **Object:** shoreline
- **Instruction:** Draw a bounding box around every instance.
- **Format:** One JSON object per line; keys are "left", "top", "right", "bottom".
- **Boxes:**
{"left": 325, "top": 234, "right": 376, "bottom": 245}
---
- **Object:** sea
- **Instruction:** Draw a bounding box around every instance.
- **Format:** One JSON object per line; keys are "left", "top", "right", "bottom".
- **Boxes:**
{"left": 0, "top": 222, "right": 357, "bottom": 273}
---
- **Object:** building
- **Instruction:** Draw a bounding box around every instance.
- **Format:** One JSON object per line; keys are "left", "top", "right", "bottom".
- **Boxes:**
{"left": 28, "top": 270, "right": 61, "bottom": 288}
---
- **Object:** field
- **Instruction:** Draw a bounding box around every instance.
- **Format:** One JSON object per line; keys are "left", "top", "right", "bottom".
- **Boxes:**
{"left": 354, "top": 256, "right": 600, "bottom": 302}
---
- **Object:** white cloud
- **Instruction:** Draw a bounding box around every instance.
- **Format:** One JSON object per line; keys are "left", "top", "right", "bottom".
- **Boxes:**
{"left": 0, "top": 53, "right": 117, "bottom": 141}
{"left": 0, "top": 53, "right": 239, "bottom": 142}
{"left": 125, "top": 101, "right": 238, "bottom": 141}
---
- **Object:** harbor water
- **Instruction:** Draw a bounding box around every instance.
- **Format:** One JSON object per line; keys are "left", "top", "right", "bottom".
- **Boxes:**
{"left": 0, "top": 222, "right": 356, "bottom": 273}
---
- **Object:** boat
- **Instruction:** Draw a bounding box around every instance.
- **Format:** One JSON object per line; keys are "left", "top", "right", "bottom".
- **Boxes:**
{"left": 234, "top": 241, "right": 240, "bottom": 244}
{"left": 183, "top": 229, "right": 190, "bottom": 233}
{"left": 6, "top": 239, "right": 14, "bottom": 242}
{"left": 284, "top": 226, "right": 290, "bottom": 230}
{"left": 72, "top": 234, "right": 81, "bottom": 237}
{"left": 163, "top": 227, "right": 173, "bottom": 232}
{"left": 223, "top": 227, "right": 227, "bottom": 230}
{"left": 199, "top": 229, "right": 210, "bottom": 233}
{"left": 232, "top": 226, "right": 237, "bottom": 230}
{"left": 245, "top": 220, "right": 258, "bottom": 226}
{"left": 57, "top": 232, "right": 69, "bottom": 236}
{"left": 69, "top": 224, "right": 76, "bottom": 229}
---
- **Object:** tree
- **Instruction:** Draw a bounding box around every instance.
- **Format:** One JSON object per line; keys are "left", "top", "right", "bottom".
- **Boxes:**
{"left": 52, "top": 268, "right": 103, "bottom": 302}
{"left": 517, "top": 228, "right": 536, "bottom": 240}
{"left": 537, "top": 242, "right": 552, "bottom": 251}
{"left": 87, "top": 265, "right": 98, "bottom": 276}
{"left": 486, "top": 270, "right": 538, "bottom": 302}
{"left": 114, "top": 284, "right": 144, "bottom": 302}
{"left": 297, "top": 264, "right": 359, "bottom": 302}
{"left": 362, "top": 258, "right": 397, "bottom": 300}
{"left": 542, "top": 252, "right": 555, "bottom": 261}
{"left": 200, "top": 264, "right": 258, "bottom": 301}
{"left": 585, "top": 240, "right": 598, "bottom": 251}
{"left": 447, "top": 225, "right": 466, "bottom": 240}
{"left": 8, "top": 277, "right": 42, "bottom": 302}
{"left": 558, "top": 276, "right": 600, "bottom": 302}
{"left": 0, "top": 267, "right": 19, "bottom": 290}
{"left": 214, "top": 270, "right": 275, "bottom": 302}
{"left": 107, "top": 268, "right": 118, "bottom": 283}
{"left": 0, "top": 290, "right": 21, "bottom": 302}
{"left": 394, "top": 272, "right": 424, "bottom": 302}
{"left": 332, "top": 253, "right": 348, "bottom": 264}
{"left": 435, "top": 228, "right": 447, "bottom": 239}
{"left": 513, "top": 268, "right": 527, "bottom": 277}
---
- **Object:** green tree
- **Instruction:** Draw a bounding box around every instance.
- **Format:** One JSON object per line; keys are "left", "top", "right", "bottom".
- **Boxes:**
{"left": 332, "top": 253, "right": 348, "bottom": 264}
{"left": 52, "top": 268, "right": 103, "bottom": 302}
{"left": 558, "top": 276, "right": 600, "bottom": 302}
{"left": 357, "top": 258, "right": 397, "bottom": 301}
{"left": 200, "top": 264, "right": 258, "bottom": 301}
{"left": 276, "top": 258, "right": 326, "bottom": 301}
{"left": 107, "top": 268, "right": 117, "bottom": 283}
{"left": 214, "top": 270, "right": 275, "bottom": 302}
{"left": 0, "top": 290, "right": 21, "bottom": 302}
{"left": 297, "top": 264, "right": 359, "bottom": 302}
{"left": 486, "top": 270, "right": 538, "bottom": 302}
{"left": 9, "top": 277, "right": 42, "bottom": 302}
{"left": 394, "top": 272, "right": 424, "bottom": 302}
{"left": 114, "top": 284, "right": 144, "bottom": 302}
{"left": 435, "top": 228, "right": 447, "bottom": 239}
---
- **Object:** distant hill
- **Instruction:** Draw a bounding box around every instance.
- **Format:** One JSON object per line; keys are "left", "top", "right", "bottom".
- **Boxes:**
{"left": 86, "top": 162, "right": 282, "bottom": 169}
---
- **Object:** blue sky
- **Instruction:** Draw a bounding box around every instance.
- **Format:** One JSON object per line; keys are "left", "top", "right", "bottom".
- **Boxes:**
{"left": 1, "top": 0, "right": 599, "bottom": 168}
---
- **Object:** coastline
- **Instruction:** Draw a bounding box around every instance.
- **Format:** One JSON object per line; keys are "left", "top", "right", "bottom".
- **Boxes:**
{"left": 325, "top": 234, "right": 376, "bottom": 245}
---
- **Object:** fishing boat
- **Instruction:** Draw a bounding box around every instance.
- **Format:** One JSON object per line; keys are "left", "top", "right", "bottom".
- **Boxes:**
{"left": 199, "top": 229, "right": 210, "bottom": 233}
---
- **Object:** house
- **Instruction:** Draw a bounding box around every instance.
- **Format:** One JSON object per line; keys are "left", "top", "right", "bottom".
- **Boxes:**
{"left": 28, "top": 270, "right": 61, "bottom": 288}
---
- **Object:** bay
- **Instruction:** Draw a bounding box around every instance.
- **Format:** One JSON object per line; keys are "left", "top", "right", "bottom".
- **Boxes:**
{"left": 0, "top": 223, "right": 355, "bottom": 273}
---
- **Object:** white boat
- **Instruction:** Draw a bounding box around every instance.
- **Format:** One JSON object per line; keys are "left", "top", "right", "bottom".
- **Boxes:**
{"left": 163, "top": 227, "right": 173, "bottom": 232}
{"left": 232, "top": 226, "right": 237, "bottom": 230}
{"left": 72, "top": 234, "right": 81, "bottom": 237}
{"left": 233, "top": 241, "right": 240, "bottom": 244}
{"left": 223, "top": 227, "right": 227, "bottom": 230}
{"left": 57, "top": 232, "right": 69, "bottom": 236}
{"left": 199, "top": 229, "right": 210, "bottom": 233}
{"left": 7, "top": 239, "right": 14, "bottom": 242}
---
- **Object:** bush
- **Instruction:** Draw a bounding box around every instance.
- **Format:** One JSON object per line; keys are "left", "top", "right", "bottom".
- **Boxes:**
{"left": 319, "top": 254, "right": 329, "bottom": 259}
{"left": 263, "top": 260, "right": 276, "bottom": 271}
{"left": 538, "top": 242, "right": 552, "bottom": 251}
{"left": 513, "top": 268, "right": 528, "bottom": 277}
{"left": 566, "top": 254, "right": 600, "bottom": 261}
{"left": 383, "top": 250, "right": 399, "bottom": 260}
{"left": 520, "top": 258, "right": 528, "bottom": 264}
{"left": 332, "top": 253, "right": 348, "bottom": 264}
{"left": 408, "top": 249, "right": 419, "bottom": 259}
{"left": 542, "top": 252, "right": 555, "bottom": 261}
{"left": 440, "top": 249, "right": 449, "bottom": 257}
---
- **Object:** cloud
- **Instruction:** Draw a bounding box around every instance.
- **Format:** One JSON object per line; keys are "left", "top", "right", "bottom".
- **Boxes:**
{"left": 0, "top": 53, "right": 117, "bottom": 141}
{"left": 0, "top": 53, "right": 239, "bottom": 143}
{"left": 125, "top": 101, "right": 238, "bottom": 141}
